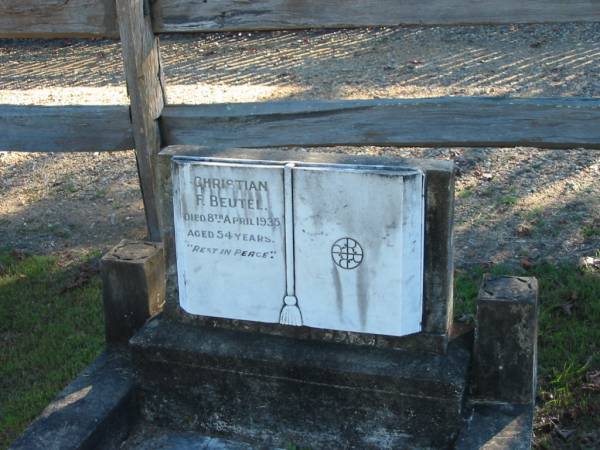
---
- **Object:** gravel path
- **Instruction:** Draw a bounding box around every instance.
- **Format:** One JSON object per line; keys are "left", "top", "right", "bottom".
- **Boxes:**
{"left": 1, "top": 24, "right": 599, "bottom": 266}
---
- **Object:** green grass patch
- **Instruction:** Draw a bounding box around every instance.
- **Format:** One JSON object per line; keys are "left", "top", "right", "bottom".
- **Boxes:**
{"left": 455, "top": 262, "right": 600, "bottom": 448}
{"left": 457, "top": 188, "right": 473, "bottom": 199}
{"left": 0, "top": 250, "right": 104, "bottom": 449}
{"left": 524, "top": 206, "right": 546, "bottom": 220}
{"left": 499, "top": 195, "right": 519, "bottom": 206}
{"left": 582, "top": 225, "right": 600, "bottom": 239}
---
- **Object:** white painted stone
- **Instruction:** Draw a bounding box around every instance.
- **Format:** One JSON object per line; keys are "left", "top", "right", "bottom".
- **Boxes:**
{"left": 293, "top": 165, "right": 425, "bottom": 336}
{"left": 173, "top": 160, "right": 287, "bottom": 322}
{"left": 172, "top": 157, "right": 425, "bottom": 337}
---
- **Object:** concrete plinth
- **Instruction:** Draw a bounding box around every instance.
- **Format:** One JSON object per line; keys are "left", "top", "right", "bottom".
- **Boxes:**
{"left": 130, "top": 317, "right": 471, "bottom": 449}
{"left": 472, "top": 276, "right": 538, "bottom": 404}
{"left": 101, "top": 240, "right": 166, "bottom": 344}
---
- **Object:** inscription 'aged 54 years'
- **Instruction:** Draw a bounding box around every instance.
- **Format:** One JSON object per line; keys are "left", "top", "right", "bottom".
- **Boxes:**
{"left": 173, "top": 157, "right": 425, "bottom": 338}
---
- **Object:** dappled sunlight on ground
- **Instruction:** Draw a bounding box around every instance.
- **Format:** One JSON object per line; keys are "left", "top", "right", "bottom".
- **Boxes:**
{"left": 0, "top": 87, "right": 128, "bottom": 105}
{"left": 2, "top": 24, "right": 600, "bottom": 105}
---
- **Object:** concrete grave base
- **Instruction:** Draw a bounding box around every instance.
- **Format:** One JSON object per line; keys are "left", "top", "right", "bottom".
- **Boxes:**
{"left": 10, "top": 249, "right": 538, "bottom": 449}
{"left": 130, "top": 317, "right": 470, "bottom": 449}
{"left": 9, "top": 323, "right": 535, "bottom": 450}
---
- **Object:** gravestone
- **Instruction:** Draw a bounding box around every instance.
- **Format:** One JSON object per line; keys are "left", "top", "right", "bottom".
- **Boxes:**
{"left": 153, "top": 146, "right": 455, "bottom": 354}
{"left": 12, "top": 146, "right": 538, "bottom": 450}
{"left": 172, "top": 158, "right": 425, "bottom": 336}
{"left": 130, "top": 146, "right": 467, "bottom": 449}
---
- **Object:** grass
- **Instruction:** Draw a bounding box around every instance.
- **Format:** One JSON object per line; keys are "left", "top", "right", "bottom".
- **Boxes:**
{"left": 582, "top": 225, "right": 600, "bottom": 239}
{"left": 0, "top": 249, "right": 599, "bottom": 449}
{"left": 457, "top": 188, "right": 473, "bottom": 199}
{"left": 0, "top": 250, "right": 104, "bottom": 450}
{"left": 499, "top": 194, "right": 519, "bottom": 206}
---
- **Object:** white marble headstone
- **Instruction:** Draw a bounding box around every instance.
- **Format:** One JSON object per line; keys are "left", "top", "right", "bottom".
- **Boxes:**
{"left": 173, "top": 157, "right": 425, "bottom": 337}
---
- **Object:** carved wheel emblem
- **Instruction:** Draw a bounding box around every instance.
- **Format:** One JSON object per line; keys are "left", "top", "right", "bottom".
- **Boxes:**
{"left": 331, "top": 237, "right": 364, "bottom": 270}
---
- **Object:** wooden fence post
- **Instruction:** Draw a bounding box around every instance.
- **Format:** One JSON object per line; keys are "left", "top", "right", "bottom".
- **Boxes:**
{"left": 116, "top": 0, "right": 165, "bottom": 241}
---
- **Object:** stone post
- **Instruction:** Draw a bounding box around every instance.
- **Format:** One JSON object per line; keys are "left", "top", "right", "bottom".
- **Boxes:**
{"left": 101, "top": 240, "right": 165, "bottom": 344}
{"left": 472, "top": 275, "right": 539, "bottom": 404}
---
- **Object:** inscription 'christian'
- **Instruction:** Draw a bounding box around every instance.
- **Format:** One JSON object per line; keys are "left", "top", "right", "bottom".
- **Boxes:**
{"left": 194, "top": 176, "right": 269, "bottom": 191}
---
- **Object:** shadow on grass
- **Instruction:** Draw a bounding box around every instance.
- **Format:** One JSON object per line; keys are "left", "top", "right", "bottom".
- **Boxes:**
{"left": 0, "top": 249, "right": 104, "bottom": 450}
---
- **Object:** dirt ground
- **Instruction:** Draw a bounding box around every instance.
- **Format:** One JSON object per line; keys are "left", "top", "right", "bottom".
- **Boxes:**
{"left": 1, "top": 23, "right": 599, "bottom": 267}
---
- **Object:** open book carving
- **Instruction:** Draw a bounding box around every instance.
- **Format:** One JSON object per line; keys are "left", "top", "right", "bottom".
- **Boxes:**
{"left": 172, "top": 157, "right": 425, "bottom": 338}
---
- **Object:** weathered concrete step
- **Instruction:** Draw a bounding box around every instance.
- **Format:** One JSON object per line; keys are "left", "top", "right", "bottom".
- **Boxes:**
{"left": 131, "top": 316, "right": 470, "bottom": 398}
{"left": 130, "top": 316, "right": 472, "bottom": 449}
{"left": 122, "top": 425, "right": 257, "bottom": 450}
{"left": 455, "top": 402, "right": 534, "bottom": 449}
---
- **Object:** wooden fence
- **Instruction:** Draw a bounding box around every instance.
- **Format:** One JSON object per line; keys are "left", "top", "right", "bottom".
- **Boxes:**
{"left": 1, "top": 0, "right": 599, "bottom": 240}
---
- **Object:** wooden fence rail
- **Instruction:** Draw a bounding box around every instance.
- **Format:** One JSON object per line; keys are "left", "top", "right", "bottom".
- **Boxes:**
{"left": 153, "top": 0, "right": 600, "bottom": 33}
{"left": 3, "top": 98, "right": 600, "bottom": 153}
{"left": 161, "top": 97, "right": 600, "bottom": 150}
{"left": 0, "top": 105, "right": 133, "bottom": 152}
{"left": 0, "top": 0, "right": 118, "bottom": 38}
{"left": 2, "top": 0, "right": 600, "bottom": 38}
